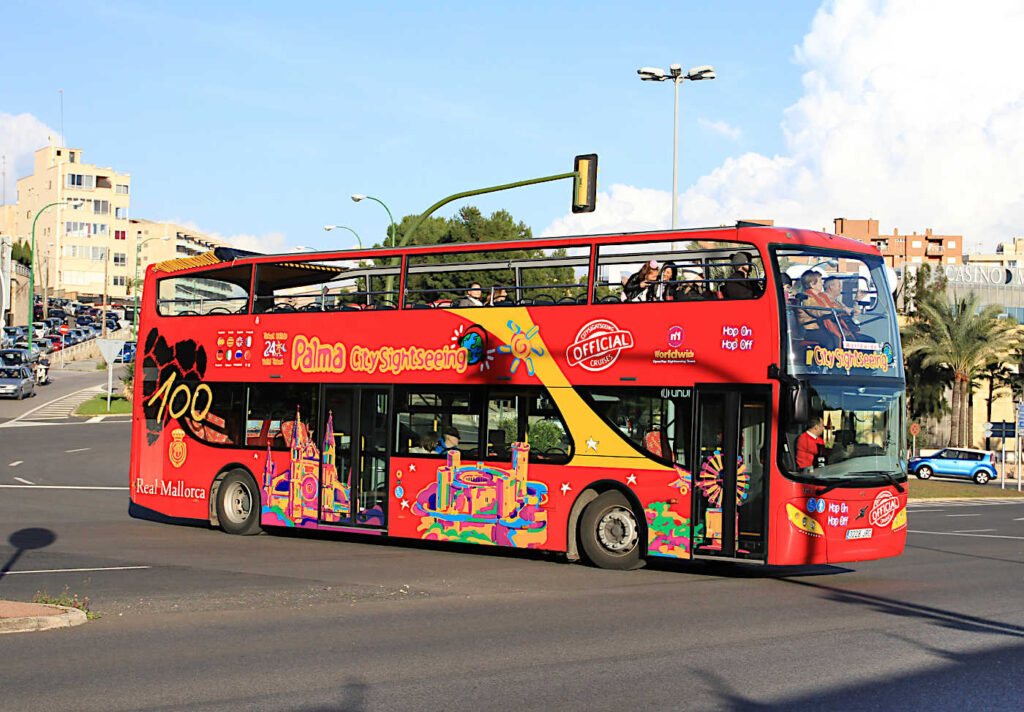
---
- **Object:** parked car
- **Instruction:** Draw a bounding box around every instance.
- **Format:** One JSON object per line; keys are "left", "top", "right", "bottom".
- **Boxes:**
{"left": 76, "top": 315, "right": 95, "bottom": 327}
{"left": 0, "top": 365, "right": 35, "bottom": 399}
{"left": 44, "top": 334, "right": 64, "bottom": 351}
{"left": 909, "top": 448, "right": 998, "bottom": 485}
{"left": 68, "top": 328, "right": 86, "bottom": 345}
{"left": 4, "top": 326, "right": 28, "bottom": 344}
{"left": 114, "top": 341, "right": 137, "bottom": 363}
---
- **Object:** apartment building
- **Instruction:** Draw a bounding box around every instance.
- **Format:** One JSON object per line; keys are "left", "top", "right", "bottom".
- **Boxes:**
{"left": 12, "top": 140, "right": 133, "bottom": 301}
{"left": 833, "top": 218, "right": 962, "bottom": 268}
{"left": 965, "top": 237, "right": 1024, "bottom": 268}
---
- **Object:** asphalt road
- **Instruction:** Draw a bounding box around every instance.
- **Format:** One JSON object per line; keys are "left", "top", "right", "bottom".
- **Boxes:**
{"left": 1, "top": 413, "right": 1023, "bottom": 711}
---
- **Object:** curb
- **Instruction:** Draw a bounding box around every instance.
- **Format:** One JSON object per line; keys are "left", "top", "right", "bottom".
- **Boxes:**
{"left": 0, "top": 604, "right": 88, "bottom": 635}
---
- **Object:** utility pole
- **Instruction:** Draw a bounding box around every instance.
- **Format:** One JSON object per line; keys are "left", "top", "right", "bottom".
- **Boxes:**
{"left": 101, "top": 247, "right": 109, "bottom": 338}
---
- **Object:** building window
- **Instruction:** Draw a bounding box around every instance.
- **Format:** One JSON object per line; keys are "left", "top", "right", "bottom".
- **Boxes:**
{"left": 114, "top": 230, "right": 126, "bottom": 240}
{"left": 93, "top": 200, "right": 110, "bottom": 215}
{"left": 90, "top": 247, "right": 107, "bottom": 261}
{"left": 65, "top": 174, "right": 95, "bottom": 190}
{"left": 113, "top": 252, "right": 127, "bottom": 267}
{"left": 947, "top": 241, "right": 957, "bottom": 248}
{"left": 112, "top": 276, "right": 126, "bottom": 286}
{"left": 115, "top": 184, "right": 129, "bottom": 195}
{"left": 911, "top": 241, "right": 922, "bottom": 249}
{"left": 69, "top": 152, "right": 76, "bottom": 163}
{"left": 115, "top": 207, "right": 127, "bottom": 219}
{"left": 947, "top": 257, "right": 956, "bottom": 264}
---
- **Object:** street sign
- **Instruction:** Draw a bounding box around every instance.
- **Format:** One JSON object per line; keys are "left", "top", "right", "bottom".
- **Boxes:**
{"left": 58, "top": 324, "right": 69, "bottom": 335}
{"left": 909, "top": 423, "right": 921, "bottom": 437}
{"left": 984, "top": 421, "right": 1015, "bottom": 439}
{"left": 97, "top": 338, "right": 126, "bottom": 412}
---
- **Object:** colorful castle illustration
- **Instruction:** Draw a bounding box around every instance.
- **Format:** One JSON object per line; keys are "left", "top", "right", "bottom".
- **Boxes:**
{"left": 413, "top": 440, "right": 548, "bottom": 547}
{"left": 262, "top": 408, "right": 349, "bottom": 527}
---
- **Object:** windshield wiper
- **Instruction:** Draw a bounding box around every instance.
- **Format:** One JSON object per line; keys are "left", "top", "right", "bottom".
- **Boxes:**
{"left": 845, "top": 471, "right": 905, "bottom": 493}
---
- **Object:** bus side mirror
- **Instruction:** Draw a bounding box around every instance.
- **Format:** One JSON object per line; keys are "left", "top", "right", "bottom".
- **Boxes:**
{"left": 789, "top": 381, "right": 809, "bottom": 423}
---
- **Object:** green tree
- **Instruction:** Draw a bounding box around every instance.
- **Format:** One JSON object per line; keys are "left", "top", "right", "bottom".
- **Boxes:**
{"left": 904, "top": 291, "right": 1020, "bottom": 447}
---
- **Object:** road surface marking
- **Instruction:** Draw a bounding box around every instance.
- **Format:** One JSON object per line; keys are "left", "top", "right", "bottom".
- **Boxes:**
{"left": 908, "top": 509, "right": 941, "bottom": 513}
{"left": 910, "top": 530, "right": 1024, "bottom": 540}
{"left": 1014, "top": 517, "right": 1024, "bottom": 521}
{"left": 65, "top": 447, "right": 91, "bottom": 453}
{"left": 8, "top": 461, "right": 23, "bottom": 467}
{"left": 0, "top": 485, "right": 127, "bottom": 491}
{"left": 13, "top": 477, "right": 34, "bottom": 485}
{"left": 946, "top": 513, "right": 981, "bottom": 517}
{"left": 85, "top": 416, "right": 105, "bottom": 423}
{"left": 3, "top": 566, "right": 151, "bottom": 576}
{"left": 0, "top": 384, "right": 105, "bottom": 426}
{"left": 951, "top": 529, "right": 996, "bottom": 533}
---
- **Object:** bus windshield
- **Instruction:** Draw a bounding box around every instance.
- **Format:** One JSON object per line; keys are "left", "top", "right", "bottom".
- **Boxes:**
{"left": 777, "top": 248, "right": 902, "bottom": 378}
{"left": 781, "top": 383, "right": 906, "bottom": 486}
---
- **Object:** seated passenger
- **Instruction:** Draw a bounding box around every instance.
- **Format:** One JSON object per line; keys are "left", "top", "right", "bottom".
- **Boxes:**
{"left": 675, "top": 268, "right": 709, "bottom": 301}
{"left": 456, "top": 283, "right": 484, "bottom": 307}
{"left": 797, "top": 271, "right": 841, "bottom": 348}
{"left": 655, "top": 263, "right": 678, "bottom": 301}
{"left": 721, "top": 251, "right": 763, "bottom": 299}
{"left": 434, "top": 426, "right": 461, "bottom": 454}
{"left": 623, "top": 260, "right": 660, "bottom": 302}
{"left": 489, "top": 288, "right": 509, "bottom": 305}
{"left": 824, "top": 277, "right": 872, "bottom": 342}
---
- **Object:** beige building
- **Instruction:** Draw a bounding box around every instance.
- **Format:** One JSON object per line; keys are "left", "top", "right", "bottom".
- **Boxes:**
{"left": 11, "top": 140, "right": 133, "bottom": 302}
{"left": 965, "top": 237, "right": 1024, "bottom": 268}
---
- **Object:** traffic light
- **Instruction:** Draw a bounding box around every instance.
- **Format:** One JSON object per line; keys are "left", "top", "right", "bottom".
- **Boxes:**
{"left": 572, "top": 154, "right": 598, "bottom": 213}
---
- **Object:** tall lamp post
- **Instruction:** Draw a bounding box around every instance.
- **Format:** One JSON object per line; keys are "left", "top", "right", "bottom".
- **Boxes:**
{"left": 637, "top": 63, "right": 716, "bottom": 229}
{"left": 28, "top": 200, "right": 81, "bottom": 353}
{"left": 133, "top": 235, "right": 170, "bottom": 337}
{"left": 323, "top": 225, "right": 363, "bottom": 248}
{"left": 351, "top": 194, "right": 396, "bottom": 247}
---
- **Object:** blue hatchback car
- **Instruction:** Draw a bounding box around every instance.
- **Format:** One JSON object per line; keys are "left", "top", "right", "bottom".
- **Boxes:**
{"left": 908, "top": 448, "right": 997, "bottom": 485}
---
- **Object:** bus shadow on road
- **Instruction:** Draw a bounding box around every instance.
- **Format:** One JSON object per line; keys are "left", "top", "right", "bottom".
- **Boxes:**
{"left": 0, "top": 527, "right": 57, "bottom": 584}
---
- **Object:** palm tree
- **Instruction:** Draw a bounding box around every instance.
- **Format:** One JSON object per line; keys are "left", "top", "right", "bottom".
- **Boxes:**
{"left": 903, "top": 291, "right": 1021, "bottom": 447}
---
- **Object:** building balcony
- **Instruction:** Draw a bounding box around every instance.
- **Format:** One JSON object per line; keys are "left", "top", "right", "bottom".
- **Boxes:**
{"left": 926, "top": 245, "right": 944, "bottom": 256}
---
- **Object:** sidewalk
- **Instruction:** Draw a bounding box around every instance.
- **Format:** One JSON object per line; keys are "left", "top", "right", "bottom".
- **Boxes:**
{"left": 0, "top": 600, "right": 87, "bottom": 634}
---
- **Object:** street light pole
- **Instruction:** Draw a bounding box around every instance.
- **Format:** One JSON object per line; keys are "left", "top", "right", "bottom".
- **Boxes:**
{"left": 28, "top": 200, "right": 80, "bottom": 354}
{"left": 637, "top": 63, "right": 716, "bottom": 229}
{"left": 133, "top": 235, "right": 170, "bottom": 337}
{"left": 351, "top": 194, "right": 396, "bottom": 247}
{"left": 323, "top": 225, "right": 363, "bottom": 248}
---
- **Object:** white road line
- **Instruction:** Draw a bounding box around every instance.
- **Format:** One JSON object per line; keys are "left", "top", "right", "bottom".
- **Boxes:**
{"left": 946, "top": 513, "right": 982, "bottom": 517}
{"left": 13, "top": 477, "right": 35, "bottom": 485}
{"left": 952, "top": 529, "right": 996, "bottom": 533}
{"left": 65, "top": 447, "right": 91, "bottom": 453}
{"left": 8, "top": 460, "right": 23, "bottom": 467}
{"left": 908, "top": 509, "right": 942, "bottom": 513}
{"left": 85, "top": 416, "right": 104, "bottom": 423}
{"left": 910, "top": 530, "right": 1024, "bottom": 540}
{"left": 0, "top": 485, "right": 127, "bottom": 491}
{"left": 0, "top": 384, "right": 105, "bottom": 426}
{"left": 3, "top": 566, "right": 151, "bottom": 575}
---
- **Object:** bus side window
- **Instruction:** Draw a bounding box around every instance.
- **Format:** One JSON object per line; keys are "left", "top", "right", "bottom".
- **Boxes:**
{"left": 245, "top": 384, "right": 319, "bottom": 451}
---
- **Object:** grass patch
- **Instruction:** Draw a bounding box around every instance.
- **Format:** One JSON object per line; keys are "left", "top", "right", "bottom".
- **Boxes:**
{"left": 33, "top": 585, "right": 100, "bottom": 619}
{"left": 75, "top": 393, "right": 132, "bottom": 415}
{"left": 907, "top": 477, "right": 1024, "bottom": 499}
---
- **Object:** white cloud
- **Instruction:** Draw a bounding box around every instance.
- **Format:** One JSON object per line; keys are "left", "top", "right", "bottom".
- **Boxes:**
{"left": 0, "top": 112, "right": 55, "bottom": 199}
{"left": 698, "top": 118, "right": 742, "bottom": 141}
{"left": 175, "top": 220, "right": 291, "bottom": 254}
{"left": 543, "top": 0, "right": 1024, "bottom": 250}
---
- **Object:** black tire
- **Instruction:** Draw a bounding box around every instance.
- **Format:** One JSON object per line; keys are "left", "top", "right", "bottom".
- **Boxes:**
{"left": 973, "top": 470, "right": 991, "bottom": 485}
{"left": 578, "top": 491, "right": 643, "bottom": 570}
{"left": 916, "top": 465, "right": 932, "bottom": 480}
{"left": 216, "top": 470, "right": 262, "bottom": 535}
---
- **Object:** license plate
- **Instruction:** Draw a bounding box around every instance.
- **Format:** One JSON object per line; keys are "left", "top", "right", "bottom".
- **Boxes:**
{"left": 846, "top": 528, "right": 873, "bottom": 540}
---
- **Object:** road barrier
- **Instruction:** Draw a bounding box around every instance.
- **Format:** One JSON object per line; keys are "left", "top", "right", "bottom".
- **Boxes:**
{"left": 49, "top": 328, "right": 133, "bottom": 364}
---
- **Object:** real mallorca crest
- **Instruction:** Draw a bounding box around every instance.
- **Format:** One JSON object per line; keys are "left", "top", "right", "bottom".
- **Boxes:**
{"left": 168, "top": 428, "right": 187, "bottom": 468}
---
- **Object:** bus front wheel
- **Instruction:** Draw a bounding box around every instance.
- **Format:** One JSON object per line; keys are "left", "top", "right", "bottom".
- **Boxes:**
{"left": 579, "top": 491, "right": 642, "bottom": 570}
{"left": 216, "top": 470, "right": 262, "bottom": 536}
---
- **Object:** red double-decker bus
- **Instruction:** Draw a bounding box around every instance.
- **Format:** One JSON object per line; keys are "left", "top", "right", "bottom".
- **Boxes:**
{"left": 129, "top": 223, "right": 908, "bottom": 569}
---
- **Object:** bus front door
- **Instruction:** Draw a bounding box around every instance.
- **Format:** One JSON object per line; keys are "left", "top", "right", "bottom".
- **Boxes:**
{"left": 320, "top": 386, "right": 391, "bottom": 530}
{"left": 692, "top": 387, "right": 769, "bottom": 561}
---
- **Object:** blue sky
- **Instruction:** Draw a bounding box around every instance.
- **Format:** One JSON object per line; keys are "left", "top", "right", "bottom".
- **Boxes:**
{"left": 4, "top": 1, "right": 1024, "bottom": 252}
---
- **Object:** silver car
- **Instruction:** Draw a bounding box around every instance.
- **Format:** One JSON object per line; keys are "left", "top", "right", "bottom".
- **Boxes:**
{"left": 0, "top": 366, "right": 35, "bottom": 399}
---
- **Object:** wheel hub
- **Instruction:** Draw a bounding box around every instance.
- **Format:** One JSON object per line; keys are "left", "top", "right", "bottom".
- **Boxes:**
{"left": 225, "top": 482, "right": 252, "bottom": 523}
{"left": 597, "top": 508, "right": 638, "bottom": 553}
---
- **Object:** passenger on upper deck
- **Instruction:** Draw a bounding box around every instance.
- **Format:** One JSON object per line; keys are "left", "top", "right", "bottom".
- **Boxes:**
{"left": 674, "top": 268, "right": 709, "bottom": 301}
{"left": 796, "top": 270, "right": 842, "bottom": 348}
{"left": 623, "top": 260, "right": 660, "bottom": 302}
{"left": 655, "top": 263, "right": 678, "bottom": 301}
{"left": 721, "top": 251, "right": 762, "bottom": 299}
{"left": 457, "top": 283, "right": 484, "bottom": 308}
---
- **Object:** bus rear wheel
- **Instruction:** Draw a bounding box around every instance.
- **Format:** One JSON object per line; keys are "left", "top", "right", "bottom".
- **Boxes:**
{"left": 217, "top": 470, "right": 262, "bottom": 535}
{"left": 579, "top": 491, "right": 642, "bottom": 570}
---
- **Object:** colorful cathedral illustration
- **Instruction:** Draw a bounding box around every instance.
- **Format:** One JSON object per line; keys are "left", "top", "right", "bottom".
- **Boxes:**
{"left": 262, "top": 409, "right": 350, "bottom": 527}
